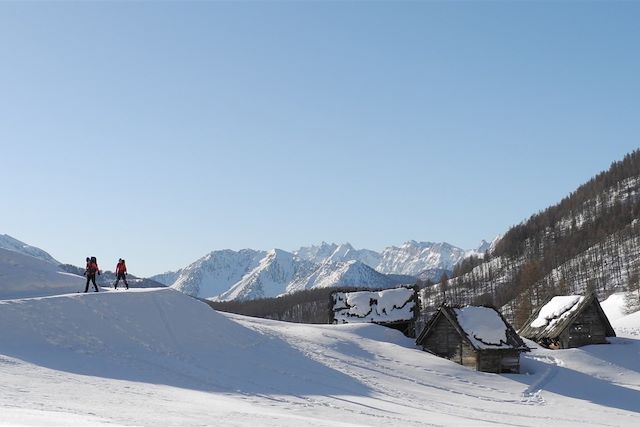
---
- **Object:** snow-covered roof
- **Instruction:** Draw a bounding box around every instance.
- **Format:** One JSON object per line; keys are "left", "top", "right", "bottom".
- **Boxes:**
{"left": 530, "top": 295, "right": 584, "bottom": 330}
{"left": 417, "top": 304, "right": 527, "bottom": 351}
{"left": 332, "top": 287, "right": 416, "bottom": 324}
{"left": 453, "top": 306, "right": 510, "bottom": 349}
{"left": 519, "top": 293, "right": 615, "bottom": 340}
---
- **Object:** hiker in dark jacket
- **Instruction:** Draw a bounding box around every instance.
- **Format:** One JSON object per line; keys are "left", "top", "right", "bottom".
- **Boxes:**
{"left": 114, "top": 258, "right": 129, "bottom": 290}
{"left": 84, "top": 256, "right": 100, "bottom": 293}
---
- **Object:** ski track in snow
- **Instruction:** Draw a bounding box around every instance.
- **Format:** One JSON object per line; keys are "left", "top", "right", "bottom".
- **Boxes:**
{"left": 520, "top": 354, "right": 564, "bottom": 405}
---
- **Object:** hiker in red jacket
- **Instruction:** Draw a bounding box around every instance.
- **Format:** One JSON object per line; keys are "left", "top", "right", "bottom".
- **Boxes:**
{"left": 84, "top": 256, "right": 100, "bottom": 292}
{"left": 114, "top": 258, "right": 129, "bottom": 290}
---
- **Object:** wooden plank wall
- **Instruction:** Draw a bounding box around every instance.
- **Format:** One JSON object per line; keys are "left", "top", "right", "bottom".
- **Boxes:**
{"left": 566, "top": 302, "right": 608, "bottom": 348}
{"left": 422, "top": 316, "right": 464, "bottom": 363}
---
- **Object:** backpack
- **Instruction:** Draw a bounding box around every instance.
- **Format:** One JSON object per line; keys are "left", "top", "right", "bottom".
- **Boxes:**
{"left": 88, "top": 256, "right": 99, "bottom": 274}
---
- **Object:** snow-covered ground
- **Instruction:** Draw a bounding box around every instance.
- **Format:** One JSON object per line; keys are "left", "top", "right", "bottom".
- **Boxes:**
{"left": 1, "top": 287, "right": 639, "bottom": 426}
{"left": 0, "top": 248, "right": 85, "bottom": 299}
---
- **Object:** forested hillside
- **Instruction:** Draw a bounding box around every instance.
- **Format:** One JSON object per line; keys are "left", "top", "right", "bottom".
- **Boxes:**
{"left": 423, "top": 150, "right": 640, "bottom": 327}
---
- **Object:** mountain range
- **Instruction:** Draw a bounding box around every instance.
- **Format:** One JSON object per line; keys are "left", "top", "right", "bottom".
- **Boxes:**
{"left": 154, "top": 240, "right": 495, "bottom": 301}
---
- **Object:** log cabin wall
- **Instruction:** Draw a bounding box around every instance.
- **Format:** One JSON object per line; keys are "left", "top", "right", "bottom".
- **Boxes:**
{"left": 566, "top": 302, "right": 609, "bottom": 348}
{"left": 461, "top": 341, "right": 477, "bottom": 368}
{"left": 476, "top": 350, "right": 521, "bottom": 373}
{"left": 421, "top": 316, "right": 463, "bottom": 363}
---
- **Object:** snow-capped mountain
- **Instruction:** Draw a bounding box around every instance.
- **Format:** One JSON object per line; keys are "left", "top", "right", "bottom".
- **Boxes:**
{"left": 0, "top": 234, "right": 60, "bottom": 265}
{"left": 295, "top": 242, "right": 381, "bottom": 267}
{"left": 151, "top": 270, "right": 182, "bottom": 286}
{"left": 159, "top": 240, "right": 484, "bottom": 301}
{"left": 293, "top": 242, "right": 340, "bottom": 264}
{"left": 326, "top": 243, "right": 382, "bottom": 267}
{"left": 296, "top": 240, "right": 484, "bottom": 277}
{"left": 288, "top": 259, "right": 397, "bottom": 293}
{"left": 171, "top": 249, "right": 266, "bottom": 298}
{"left": 376, "top": 241, "right": 467, "bottom": 276}
{"left": 215, "top": 249, "right": 317, "bottom": 301}
{"left": 463, "top": 235, "right": 502, "bottom": 259}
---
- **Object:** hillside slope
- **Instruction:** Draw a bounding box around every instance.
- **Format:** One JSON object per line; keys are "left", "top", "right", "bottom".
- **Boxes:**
{"left": 429, "top": 150, "right": 640, "bottom": 326}
{"left": 0, "top": 248, "right": 85, "bottom": 299}
{"left": 0, "top": 234, "right": 60, "bottom": 265}
{"left": 1, "top": 288, "right": 639, "bottom": 425}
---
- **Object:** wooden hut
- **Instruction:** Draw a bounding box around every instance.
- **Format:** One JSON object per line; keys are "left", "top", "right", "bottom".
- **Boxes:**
{"left": 416, "top": 304, "right": 528, "bottom": 373}
{"left": 518, "top": 293, "right": 615, "bottom": 349}
{"left": 331, "top": 286, "right": 418, "bottom": 337}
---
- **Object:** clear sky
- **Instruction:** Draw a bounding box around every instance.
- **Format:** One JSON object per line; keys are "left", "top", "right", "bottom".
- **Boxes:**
{"left": 1, "top": 1, "right": 639, "bottom": 277}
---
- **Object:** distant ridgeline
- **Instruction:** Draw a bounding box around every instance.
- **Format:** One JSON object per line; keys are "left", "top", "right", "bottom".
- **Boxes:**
{"left": 421, "top": 149, "right": 640, "bottom": 328}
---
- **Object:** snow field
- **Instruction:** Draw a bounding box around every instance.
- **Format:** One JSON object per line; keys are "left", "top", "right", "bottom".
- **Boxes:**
{"left": 0, "top": 288, "right": 639, "bottom": 426}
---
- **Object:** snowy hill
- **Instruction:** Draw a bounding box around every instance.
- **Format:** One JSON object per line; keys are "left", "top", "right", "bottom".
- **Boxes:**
{"left": 0, "top": 248, "right": 85, "bottom": 299}
{"left": 1, "top": 288, "right": 639, "bottom": 425}
{"left": 0, "top": 234, "right": 59, "bottom": 265}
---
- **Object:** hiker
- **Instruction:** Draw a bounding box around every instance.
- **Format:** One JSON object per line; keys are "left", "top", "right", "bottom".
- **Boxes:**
{"left": 114, "top": 258, "right": 129, "bottom": 290}
{"left": 84, "top": 256, "right": 100, "bottom": 293}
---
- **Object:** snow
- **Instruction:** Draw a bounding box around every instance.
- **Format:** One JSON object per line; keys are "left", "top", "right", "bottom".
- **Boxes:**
{"left": 453, "top": 306, "right": 509, "bottom": 348}
{"left": 0, "top": 234, "right": 60, "bottom": 265}
{"left": 1, "top": 287, "right": 640, "bottom": 425}
{"left": 601, "top": 292, "right": 628, "bottom": 322}
{"left": 167, "top": 240, "right": 477, "bottom": 301}
{"left": 0, "top": 248, "right": 85, "bottom": 299}
{"left": 216, "top": 249, "right": 317, "bottom": 301}
{"left": 530, "top": 295, "right": 584, "bottom": 329}
{"left": 170, "top": 249, "right": 266, "bottom": 298}
{"left": 291, "top": 260, "right": 396, "bottom": 293}
{"left": 613, "top": 310, "right": 640, "bottom": 337}
{"left": 376, "top": 241, "right": 467, "bottom": 276}
{"left": 333, "top": 287, "right": 415, "bottom": 323}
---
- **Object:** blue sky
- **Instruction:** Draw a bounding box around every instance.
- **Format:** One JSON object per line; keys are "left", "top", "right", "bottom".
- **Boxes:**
{"left": 1, "top": 1, "right": 639, "bottom": 277}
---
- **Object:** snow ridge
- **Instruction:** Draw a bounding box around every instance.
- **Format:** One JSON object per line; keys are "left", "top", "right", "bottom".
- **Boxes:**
{"left": 0, "top": 248, "right": 84, "bottom": 299}
{"left": 0, "top": 234, "right": 60, "bottom": 265}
